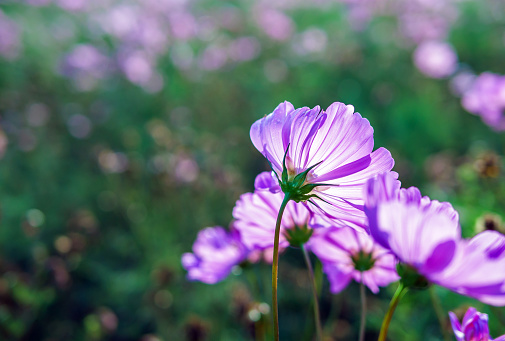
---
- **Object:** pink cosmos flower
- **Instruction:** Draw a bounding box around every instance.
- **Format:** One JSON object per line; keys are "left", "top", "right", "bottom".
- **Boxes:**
{"left": 449, "top": 307, "right": 505, "bottom": 341}
{"left": 250, "top": 101, "right": 394, "bottom": 231}
{"left": 413, "top": 40, "right": 458, "bottom": 79}
{"left": 307, "top": 225, "right": 399, "bottom": 293}
{"left": 181, "top": 226, "right": 248, "bottom": 284}
{"left": 462, "top": 72, "right": 505, "bottom": 131}
{"left": 233, "top": 172, "right": 313, "bottom": 250}
{"left": 366, "top": 173, "right": 505, "bottom": 305}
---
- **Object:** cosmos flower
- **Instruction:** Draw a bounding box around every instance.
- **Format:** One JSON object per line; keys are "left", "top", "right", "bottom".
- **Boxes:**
{"left": 449, "top": 307, "right": 505, "bottom": 341}
{"left": 365, "top": 172, "right": 505, "bottom": 305}
{"left": 250, "top": 101, "right": 394, "bottom": 231}
{"left": 413, "top": 40, "right": 458, "bottom": 79}
{"left": 181, "top": 226, "right": 248, "bottom": 284}
{"left": 233, "top": 172, "right": 313, "bottom": 250}
{"left": 462, "top": 72, "right": 505, "bottom": 131}
{"left": 307, "top": 225, "right": 399, "bottom": 293}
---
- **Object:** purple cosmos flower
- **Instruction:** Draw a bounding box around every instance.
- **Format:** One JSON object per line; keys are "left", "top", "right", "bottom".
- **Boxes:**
{"left": 181, "top": 226, "right": 248, "bottom": 284}
{"left": 250, "top": 101, "right": 394, "bottom": 231}
{"left": 449, "top": 307, "right": 505, "bottom": 341}
{"left": 413, "top": 40, "right": 458, "bottom": 79}
{"left": 366, "top": 173, "right": 505, "bottom": 305}
{"left": 462, "top": 72, "right": 505, "bottom": 131}
{"left": 233, "top": 172, "right": 313, "bottom": 250}
{"left": 307, "top": 225, "right": 399, "bottom": 293}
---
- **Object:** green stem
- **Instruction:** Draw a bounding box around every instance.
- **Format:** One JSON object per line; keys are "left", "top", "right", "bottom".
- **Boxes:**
{"left": 378, "top": 282, "right": 408, "bottom": 341}
{"left": 359, "top": 277, "right": 366, "bottom": 341}
{"left": 429, "top": 287, "right": 451, "bottom": 341}
{"left": 272, "top": 193, "right": 291, "bottom": 341}
{"left": 301, "top": 244, "right": 323, "bottom": 341}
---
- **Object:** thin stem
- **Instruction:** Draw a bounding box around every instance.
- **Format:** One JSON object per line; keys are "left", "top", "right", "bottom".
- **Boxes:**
{"left": 429, "top": 287, "right": 451, "bottom": 341}
{"left": 378, "top": 282, "right": 408, "bottom": 341}
{"left": 272, "top": 193, "right": 291, "bottom": 341}
{"left": 359, "top": 277, "right": 366, "bottom": 341}
{"left": 254, "top": 319, "right": 265, "bottom": 341}
{"left": 301, "top": 244, "right": 323, "bottom": 341}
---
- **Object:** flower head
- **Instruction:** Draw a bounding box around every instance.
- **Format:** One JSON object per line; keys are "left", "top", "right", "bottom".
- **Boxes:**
{"left": 449, "top": 307, "right": 505, "bottom": 341}
{"left": 413, "top": 40, "right": 458, "bottom": 79}
{"left": 366, "top": 173, "right": 505, "bottom": 305}
{"left": 307, "top": 225, "right": 399, "bottom": 293}
{"left": 250, "top": 101, "right": 394, "bottom": 230}
{"left": 462, "top": 72, "right": 505, "bottom": 131}
{"left": 182, "top": 226, "right": 248, "bottom": 284}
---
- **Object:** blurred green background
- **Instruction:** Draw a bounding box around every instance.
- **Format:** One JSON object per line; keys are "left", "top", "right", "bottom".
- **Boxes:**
{"left": 0, "top": 0, "right": 504, "bottom": 340}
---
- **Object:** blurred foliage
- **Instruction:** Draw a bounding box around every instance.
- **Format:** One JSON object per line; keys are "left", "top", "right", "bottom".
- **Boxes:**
{"left": 0, "top": 0, "right": 504, "bottom": 340}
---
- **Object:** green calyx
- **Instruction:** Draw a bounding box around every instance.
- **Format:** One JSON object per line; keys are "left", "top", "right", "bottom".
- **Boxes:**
{"left": 284, "top": 224, "right": 313, "bottom": 248}
{"left": 276, "top": 145, "right": 332, "bottom": 203}
{"left": 351, "top": 251, "right": 376, "bottom": 272}
{"left": 396, "top": 263, "right": 430, "bottom": 289}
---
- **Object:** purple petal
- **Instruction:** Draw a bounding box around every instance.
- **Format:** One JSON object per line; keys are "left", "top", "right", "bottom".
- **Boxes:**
{"left": 254, "top": 171, "right": 281, "bottom": 193}
{"left": 469, "top": 230, "right": 505, "bottom": 259}
{"left": 314, "top": 154, "right": 371, "bottom": 183}
{"left": 449, "top": 312, "right": 465, "bottom": 341}
{"left": 420, "top": 240, "right": 457, "bottom": 274}
{"left": 323, "top": 264, "right": 353, "bottom": 294}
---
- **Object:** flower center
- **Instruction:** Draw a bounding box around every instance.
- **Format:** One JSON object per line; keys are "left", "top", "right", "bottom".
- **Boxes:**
{"left": 283, "top": 224, "right": 313, "bottom": 247}
{"left": 396, "top": 263, "right": 430, "bottom": 289}
{"left": 351, "top": 250, "right": 376, "bottom": 272}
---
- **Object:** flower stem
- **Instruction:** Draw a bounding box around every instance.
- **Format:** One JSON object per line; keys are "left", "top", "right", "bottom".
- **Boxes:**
{"left": 301, "top": 244, "right": 323, "bottom": 341}
{"left": 429, "top": 287, "right": 451, "bottom": 341}
{"left": 272, "top": 193, "right": 291, "bottom": 341}
{"left": 378, "top": 282, "right": 408, "bottom": 341}
{"left": 359, "top": 277, "right": 366, "bottom": 341}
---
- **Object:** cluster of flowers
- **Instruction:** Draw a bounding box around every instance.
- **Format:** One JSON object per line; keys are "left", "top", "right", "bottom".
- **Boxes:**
{"left": 409, "top": 27, "right": 505, "bottom": 133}
{"left": 1, "top": 0, "right": 488, "bottom": 92}
{"left": 4, "top": 0, "right": 504, "bottom": 131}
{"left": 412, "top": 39, "right": 505, "bottom": 132}
{"left": 183, "top": 101, "right": 505, "bottom": 338}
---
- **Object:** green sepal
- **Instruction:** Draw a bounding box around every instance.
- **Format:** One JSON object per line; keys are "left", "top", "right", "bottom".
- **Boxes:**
{"left": 397, "top": 263, "right": 430, "bottom": 289}
{"left": 292, "top": 160, "right": 323, "bottom": 188}
{"left": 282, "top": 144, "right": 290, "bottom": 184}
{"left": 284, "top": 224, "right": 314, "bottom": 248}
{"left": 351, "top": 251, "right": 376, "bottom": 272}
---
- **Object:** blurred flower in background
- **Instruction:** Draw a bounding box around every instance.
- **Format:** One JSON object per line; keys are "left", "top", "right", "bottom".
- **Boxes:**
{"left": 181, "top": 226, "right": 248, "bottom": 284}
{"left": 462, "top": 72, "right": 505, "bottom": 131}
{"left": 413, "top": 40, "right": 458, "bottom": 79}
